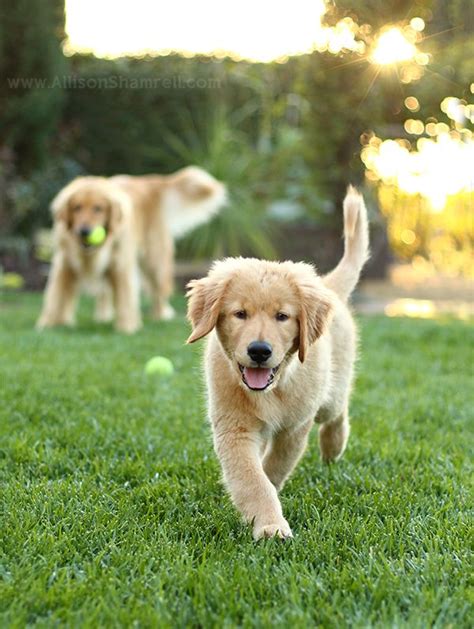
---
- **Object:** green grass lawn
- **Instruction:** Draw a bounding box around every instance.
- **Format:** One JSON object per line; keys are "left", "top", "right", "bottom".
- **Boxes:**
{"left": 0, "top": 292, "right": 472, "bottom": 628}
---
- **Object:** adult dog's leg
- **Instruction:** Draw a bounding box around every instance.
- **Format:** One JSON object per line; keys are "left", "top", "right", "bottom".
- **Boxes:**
{"left": 144, "top": 225, "right": 175, "bottom": 321}
{"left": 94, "top": 281, "right": 114, "bottom": 323}
{"left": 318, "top": 410, "right": 350, "bottom": 463}
{"left": 151, "top": 254, "right": 175, "bottom": 321}
{"left": 215, "top": 428, "right": 292, "bottom": 540}
{"left": 109, "top": 264, "right": 141, "bottom": 333}
{"left": 262, "top": 420, "right": 313, "bottom": 492}
{"left": 37, "top": 255, "right": 78, "bottom": 328}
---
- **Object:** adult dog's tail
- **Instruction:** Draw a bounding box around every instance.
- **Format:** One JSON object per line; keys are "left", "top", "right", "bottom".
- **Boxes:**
{"left": 323, "top": 186, "right": 370, "bottom": 301}
{"left": 163, "top": 166, "right": 227, "bottom": 239}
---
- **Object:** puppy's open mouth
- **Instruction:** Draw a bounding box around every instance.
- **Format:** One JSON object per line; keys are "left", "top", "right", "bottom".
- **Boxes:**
{"left": 238, "top": 364, "right": 280, "bottom": 391}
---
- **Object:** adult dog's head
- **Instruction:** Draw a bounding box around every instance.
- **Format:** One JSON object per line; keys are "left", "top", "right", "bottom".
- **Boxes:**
{"left": 186, "top": 258, "right": 336, "bottom": 392}
{"left": 51, "top": 177, "right": 131, "bottom": 249}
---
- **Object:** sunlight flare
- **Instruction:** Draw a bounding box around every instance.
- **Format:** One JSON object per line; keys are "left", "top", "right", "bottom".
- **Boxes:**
{"left": 362, "top": 133, "right": 474, "bottom": 210}
{"left": 65, "top": 0, "right": 329, "bottom": 62}
{"left": 371, "top": 28, "right": 417, "bottom": 65}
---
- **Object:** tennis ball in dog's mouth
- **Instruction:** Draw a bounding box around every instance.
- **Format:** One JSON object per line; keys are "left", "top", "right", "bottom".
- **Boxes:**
{"left": 144, "top": 356, "right": 174, "bottom": 377}
{"left": 87, "top": 226, "right": 107, "bottom": 246}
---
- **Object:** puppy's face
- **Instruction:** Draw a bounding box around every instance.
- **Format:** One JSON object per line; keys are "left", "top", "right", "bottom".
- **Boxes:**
{"left": 187, "top": 259, "right": 335, "bottom": 392}
{"left": 216, "top": 275, "right": 299, "bottom": 391}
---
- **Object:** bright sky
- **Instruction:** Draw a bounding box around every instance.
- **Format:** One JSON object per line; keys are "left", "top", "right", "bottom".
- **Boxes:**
{"left": 65, "top": 0, "right": 328, "bottom": 62}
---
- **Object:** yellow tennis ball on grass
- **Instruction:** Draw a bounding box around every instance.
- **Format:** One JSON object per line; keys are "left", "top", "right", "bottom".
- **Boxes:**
{"left": 87, "top": 226, "right": 107, "bottom": 246}
{"left": 144, "top": 356, "right": 174, "bottom": 377}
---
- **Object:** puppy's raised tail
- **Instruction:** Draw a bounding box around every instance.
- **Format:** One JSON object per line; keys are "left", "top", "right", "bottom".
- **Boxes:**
{"left": 323, "top": 186, "right": 370, "bottom": 301}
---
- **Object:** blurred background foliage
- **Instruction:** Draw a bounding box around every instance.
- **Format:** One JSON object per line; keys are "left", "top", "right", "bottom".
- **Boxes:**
{"left": 0, "top": 0, "right": 472, "bottom": 279}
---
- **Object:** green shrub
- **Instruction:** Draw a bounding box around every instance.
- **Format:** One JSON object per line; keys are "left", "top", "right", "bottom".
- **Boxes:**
{"left": 0, "top": 0, "right": 67, "bottom": 174}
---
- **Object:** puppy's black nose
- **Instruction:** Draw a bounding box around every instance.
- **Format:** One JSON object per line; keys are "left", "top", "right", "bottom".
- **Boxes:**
{"left": 247, "top": 341, "right": 272, "bottom": 364}
{"left": 79, "top": 226, "right": 91, "bottom": 238}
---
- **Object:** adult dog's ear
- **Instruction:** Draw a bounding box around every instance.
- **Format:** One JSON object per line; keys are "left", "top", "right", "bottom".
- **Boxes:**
{"left": 106, "top": 185, "right": 131, "bottom": 234}
{"left": 298, "top": 282, "right": 335, "bottom": 362}
{"left": 50, "top": 180, "right": 77, "bottom": 229}
{"left": 186, "top": 276, "right": 227, "bottom": 343}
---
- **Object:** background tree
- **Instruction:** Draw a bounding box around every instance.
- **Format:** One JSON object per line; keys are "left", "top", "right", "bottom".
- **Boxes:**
{"left": 0, "top": 0, "right": 66, "bottom": 231}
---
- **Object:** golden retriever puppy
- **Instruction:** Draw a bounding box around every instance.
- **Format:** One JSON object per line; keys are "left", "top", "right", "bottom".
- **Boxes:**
{"left": 37, "top": 167, "right": 226, "bottom": 333}
{"left": 186, "top": 187, "right": 369, "bottom": 540}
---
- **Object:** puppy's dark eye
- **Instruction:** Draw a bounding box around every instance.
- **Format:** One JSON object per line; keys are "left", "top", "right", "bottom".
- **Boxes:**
{"left": 276, "top": 312, "right": 289, "bottom": 322}
{"left": 234, "top": 310, "right": 247, "bottom": 320}
{"left": 72, "top": 205, "right": 82, "bottom": 213}
{"left": 93, "top": 206, "right": 103, "bottom": 213}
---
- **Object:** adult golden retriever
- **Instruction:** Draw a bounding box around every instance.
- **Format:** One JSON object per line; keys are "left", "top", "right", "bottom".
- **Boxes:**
{"left": 37, "top": 166, "right": 226, "bottom": 333}
{"left": 186, "top": 187, "right": 369, "bottom": 540}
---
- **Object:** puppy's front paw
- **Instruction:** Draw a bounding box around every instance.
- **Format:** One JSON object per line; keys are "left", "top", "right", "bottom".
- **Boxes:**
{"left": 253, "top": 519, "right": 293, "bottom": 541}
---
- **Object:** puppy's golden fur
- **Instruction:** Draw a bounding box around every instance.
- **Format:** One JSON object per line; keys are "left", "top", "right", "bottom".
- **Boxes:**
{"left": 37, "top": 166, "right": 226, "bottom": 333}
{"left": 186, "top": 187, "right": 369, "bottom": 540}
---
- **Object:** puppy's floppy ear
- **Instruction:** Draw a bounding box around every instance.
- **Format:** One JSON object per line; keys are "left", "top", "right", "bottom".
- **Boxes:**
{"left": 297, "top": 282, "right": 335, "bottom": 363}
{"left": 186, "top": 276, "right": 227, "bottom": 343}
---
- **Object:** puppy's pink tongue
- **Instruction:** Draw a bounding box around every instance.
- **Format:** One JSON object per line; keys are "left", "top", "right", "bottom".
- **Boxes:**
{"left": 244, "top": 367, "right": 272, "bottom": 389}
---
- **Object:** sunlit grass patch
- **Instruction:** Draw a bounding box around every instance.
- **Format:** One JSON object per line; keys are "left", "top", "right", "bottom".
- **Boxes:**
{"left": 0, "top": 294, "right": 472, "bottom": 626}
